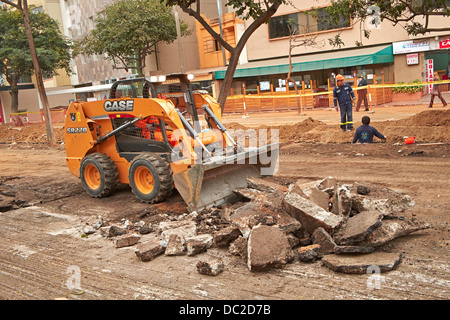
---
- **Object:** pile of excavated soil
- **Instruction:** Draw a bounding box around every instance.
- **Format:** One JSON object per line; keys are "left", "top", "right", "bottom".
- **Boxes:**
{"left": 1, "top": 109, "right": 449, "bottom": 145}
{"left": 0, "top": 125, "right": 65, "bottom": 144}
{"left": 227, "top": 110, "right": 449, "bottom": 144}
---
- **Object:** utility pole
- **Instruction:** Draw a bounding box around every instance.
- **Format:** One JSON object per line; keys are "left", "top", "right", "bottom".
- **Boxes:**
{"left": 216, "top": 0, "right": 227, "bottom": 66}
{"left": 173, "top": 7, "right": 185, "bottom": 74}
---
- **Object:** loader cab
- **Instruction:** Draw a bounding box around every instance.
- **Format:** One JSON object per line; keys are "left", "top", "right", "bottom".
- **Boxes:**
{"left": 108, "top": 78, "right": 174, "bottom": 156}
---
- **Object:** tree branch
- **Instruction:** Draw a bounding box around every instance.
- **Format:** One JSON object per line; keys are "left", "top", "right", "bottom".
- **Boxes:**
{"left": 1, "top": 0, "right": 21, "bottom": 10}
{"left": 178, "top": 4, "right": 234, "bottom": 53}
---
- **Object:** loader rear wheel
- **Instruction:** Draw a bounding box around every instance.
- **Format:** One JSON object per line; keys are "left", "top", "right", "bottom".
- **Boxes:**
{"left": 129, "top": 154, "right": 174, "bottom": 203}
{"left": 80, "top": 153, "right": 118, "bottom": 198}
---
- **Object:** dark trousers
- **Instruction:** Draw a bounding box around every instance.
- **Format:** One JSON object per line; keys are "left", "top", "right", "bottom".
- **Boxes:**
{"left": 428, "top": 91, "right": 447, "bottom": 108}
{"left": 339, "top": 104, "right": 353, "bottom": 131}
{"left": 356, "top": 89, "right": 368, "bottom": 111}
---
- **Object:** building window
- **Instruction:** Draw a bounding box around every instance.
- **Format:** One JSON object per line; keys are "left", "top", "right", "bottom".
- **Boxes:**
{"left": 268, "top": 7, "right": 350, "bottom": 39}
{"left": 31, "top": 6, "right": 44, "bottom": 14}
{"left": 205, "top": 39, "right": 221, "bottom": 53}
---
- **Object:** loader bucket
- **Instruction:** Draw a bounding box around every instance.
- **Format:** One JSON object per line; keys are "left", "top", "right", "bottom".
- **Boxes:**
{"left": 173, "top": 143, "right": 279, "bottom": 212}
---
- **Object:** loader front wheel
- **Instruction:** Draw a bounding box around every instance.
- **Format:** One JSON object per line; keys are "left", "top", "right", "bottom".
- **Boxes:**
{"left": 80, "top": 153, "right": 118, "bottom": 198}
{"left": 129, "top": 154, "right": 173, "bottom": 203}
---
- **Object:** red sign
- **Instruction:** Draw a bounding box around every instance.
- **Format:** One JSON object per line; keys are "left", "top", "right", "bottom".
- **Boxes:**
{"left": 426, "top": 59, "right": 434, "bottom": 94}
{"left": 439, "top": 39, "right": 450, "bottom": 49}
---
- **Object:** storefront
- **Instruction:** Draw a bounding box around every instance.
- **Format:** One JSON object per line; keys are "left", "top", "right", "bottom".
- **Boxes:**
{"left": 214, "top": 44, "right": 394, "bottom": 95}
{"left": 393, "top": 36, "right": 450, "bottom": 83}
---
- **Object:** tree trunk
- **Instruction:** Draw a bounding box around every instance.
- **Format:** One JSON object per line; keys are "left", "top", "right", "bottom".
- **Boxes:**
{"left": 22, "top": 0, "right": 55, "bottom": 145}
{"left": 9, "top": 79, "right": 19, "bottom": 114}
{"left": 216, "top": 3, "right": 282, "bottom": 113}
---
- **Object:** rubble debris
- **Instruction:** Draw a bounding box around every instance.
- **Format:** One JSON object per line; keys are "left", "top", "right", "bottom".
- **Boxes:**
{"left": 230, "top": 201, "right": 301, "bottom": 238}
{"left": 100, "top": 225, "right": 127, "bottom": 238}
{"left": 358, "top": 218, "right": 430, "bottom": 247}
{"left": 284, "top": 192, "right": 343, "bottom": 234}
{"left": 186, "top": 234, "right": 213, "bottom": 256}
{"left": 247, "top": 177, "right": 288, "bottom": 194}
{"left": 160, "top": 221, "right": 197, "bottom": 246}
{"left": 356, "top": 185, "right": 370, "bottom": 195}
{"left": 247, "top": 225, "right": 294, "bottom": 271}
{"left": 213, "top": 226, "right": 241, "bottom": 247}
{"left": 164, "top": 234, "right": 185, "bottom": 256}
{"left": 135, "top": 238, "right": 165, "bottom": 262}
{"left": 89, "top": 175, "right": 426, "bottom": 275}
{"left": 334, "top": 210, "right": 384, "bottom": 245}
{"left": 334, "top": 245, "right": 374, "bottom": 254}
{"left": 114, "top": 234, "right": 141, "bottom": 248}
{"left": 331, "top": 184, "right": 353, "bottom": 216}
{"left": 229, "top": 236, "right": 247, "bottom": 260}
{"left": 312, "top": 227, "right": 337, "bottom": 254}
{"left": 321, "top": 252, "right": 402, "bottom": 274}
{"left": 296, "top": 244, "right": 321, "bottom": 262}
{"left": 196, "top": 258, "right": 224, "bottom": 276}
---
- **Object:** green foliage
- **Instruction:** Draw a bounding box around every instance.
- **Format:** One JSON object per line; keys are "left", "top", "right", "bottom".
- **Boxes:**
{"left": 0, "top": 7, "right": 72, "bottom": 83}
{"left": 76, "top": 0, "right": 190, "bottom": 76}
{"left": 327, "top": 0, "right": 450, "bottom": 36}
{"left": 392, "top": 80, "right": 423, "bottom": 94}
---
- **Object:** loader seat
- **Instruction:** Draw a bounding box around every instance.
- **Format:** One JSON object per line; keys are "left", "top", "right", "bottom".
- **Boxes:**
{"left": 115, "top": 134, "right": 171, "bottom": 153}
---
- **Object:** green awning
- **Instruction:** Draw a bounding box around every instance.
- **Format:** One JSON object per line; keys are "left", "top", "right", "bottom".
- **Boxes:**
{"left": 214, "top": 44, "right": 393, "bottom": 80}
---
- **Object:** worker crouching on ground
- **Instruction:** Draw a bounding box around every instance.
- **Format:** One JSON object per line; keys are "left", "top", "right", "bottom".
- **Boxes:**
{"left": 352, "top": 116, "right": 386, "bottom": 144}
{"left": 333, "top": 74, "right": 356, "bottom": 132}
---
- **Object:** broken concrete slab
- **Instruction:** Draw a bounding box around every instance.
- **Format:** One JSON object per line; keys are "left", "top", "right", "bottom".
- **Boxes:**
{"left": 296, "top": 244, "right": 321, "bottom": 262}
{"left": 358, "top": 218, "right": 430, "bottom": 247}
{"left": 334, "top": 210, "right": 384, "bottom": 245}
{"left": 160, "top": 221, "right": 197, "bottom": 245}
{"left": 331, "top": 184, "right": 353, "bottom": 216}
{"left": 284, "top": 192, "right": 343, "bottom": 234}
{"left": 351, "top": 194, "right": 415, "bottom": 216}
{"left": 247, "top": 225, "right": 294, "bottom": 271}
{"left": 135, "top": 238, "right": 165, "bottom": 262}
{"left": 164, "top": 234, "right": 185, "bottom": 256}
{"left": 230, "top": 201, "right": 301, "bottom": 238}
{"left": 234, "top": 188, "right": 269, "bottom": 203}
{"left": 303, "top": 187, "right": 330, "bottom": 211}
{"left": 334, "top": 245, "right": 375, "bottom": 254}
{"left": 322, "top": 252, "right": 402, "bottom": 274}
{"left": 158, "top": 220, "right": 197, "bottom": 232}
{"left": 213, "top": 226, "right": 241, "bottom": 247}
{"left": 114, "top": 233, "right": 141, "bottom": 248}
{"left": 246, "top": 177, "right": 288, "bottom": 193}
{"left": 312, "top": 227, "right": 337, "bottom": 254}
{"left": 356, "top": 185, "right": 370, "bottom": 195}
{"left": 229, "top": 236, "right": 247, "bottom": 260}
{"left": 100, "top": 225, "right": 127, "bottom": 238}
{"left": 196, "top": 258, "right": 224, "bottom": 276}
{"left": 186, "top": 234, "right": 213, "bottom": 256}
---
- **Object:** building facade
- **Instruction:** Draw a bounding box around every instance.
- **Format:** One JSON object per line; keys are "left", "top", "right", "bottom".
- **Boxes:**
{"left": 1, "top": 0, "right": 449, "bottom": 123}
{"left": 213, "top": 0, "right": 450, "bottom": 96}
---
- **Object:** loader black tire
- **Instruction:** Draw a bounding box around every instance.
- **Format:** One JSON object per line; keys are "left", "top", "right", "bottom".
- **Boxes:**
{"left": 128, "top": 154, "right": 174, "bottom": 203}
{"left": 80, "top": 153, "right": 119, "bottom": 198}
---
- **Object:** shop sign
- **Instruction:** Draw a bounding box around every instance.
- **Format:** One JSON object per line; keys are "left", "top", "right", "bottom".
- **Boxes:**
{"left": 393, "top": 40, "right": 430, "bottom": 54}
{"left": 426, "top": 59, "right": 434, "bottom": 94}
{"left": 406, "top": 53, "right": 419, "bottom": 65}
{"left": 439, "top": 39, "right": 450, "bottom": 49}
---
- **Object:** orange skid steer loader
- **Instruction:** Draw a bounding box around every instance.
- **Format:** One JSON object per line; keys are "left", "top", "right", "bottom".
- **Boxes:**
{"left": 64, "top": 75, "right": 278, "bottom": 212}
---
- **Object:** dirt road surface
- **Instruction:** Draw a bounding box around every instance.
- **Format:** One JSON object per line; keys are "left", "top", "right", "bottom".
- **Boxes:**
{"left": 0, "top": 110, "right": 449, "bottom": 302}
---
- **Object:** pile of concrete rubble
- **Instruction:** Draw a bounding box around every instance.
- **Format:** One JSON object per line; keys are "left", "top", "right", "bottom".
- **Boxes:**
{"left": 90, "top": 176, "right": 429, "bottom": 275}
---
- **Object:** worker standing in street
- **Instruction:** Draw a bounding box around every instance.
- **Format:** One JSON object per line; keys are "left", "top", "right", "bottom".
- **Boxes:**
{"left": 356, "top": 75, "right": 369, "bottom": 111}
{"left": 333, "top": 74, "right": 356, "bottom": 132}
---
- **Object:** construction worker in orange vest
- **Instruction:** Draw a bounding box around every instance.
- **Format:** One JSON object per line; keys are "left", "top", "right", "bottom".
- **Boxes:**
{"left": 333, "top": 74, "right": 357, "bottom": 132}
